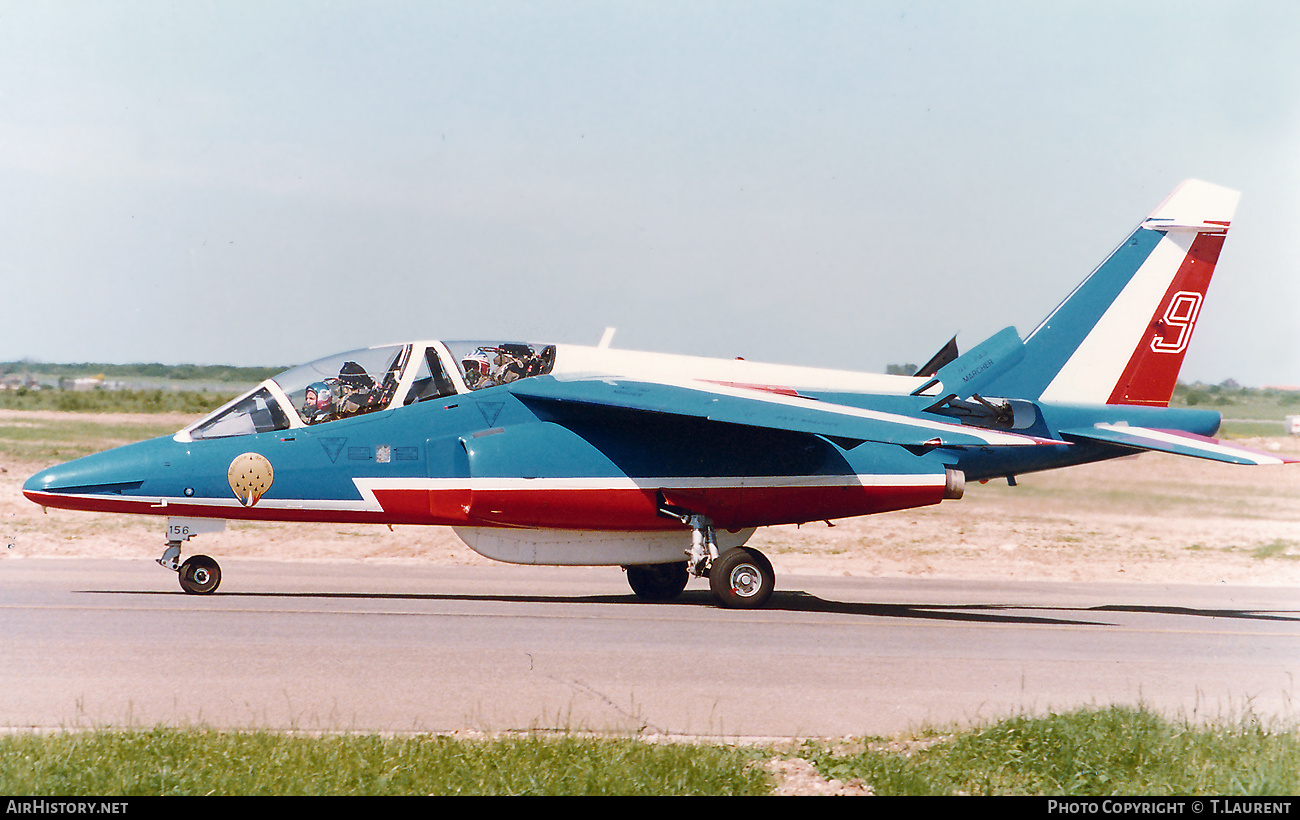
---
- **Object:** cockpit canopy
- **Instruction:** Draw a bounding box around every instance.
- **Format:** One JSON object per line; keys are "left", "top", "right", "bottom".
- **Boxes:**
{"left": 180, "top": 341, "right": 555, "bottom": 441}
{"left": 443, "top": 341, "right": 555, "bottom": 390}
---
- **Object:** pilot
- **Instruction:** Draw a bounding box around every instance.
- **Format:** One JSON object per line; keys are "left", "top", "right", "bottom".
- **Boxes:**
{"left": 334, "top": 361, "right": 376, "bottom": 417}
{"left": 302, "top": 381, "right": 336, "bottom": 424}
{"left": 491, "top": 343, "right": 543, "bottom": 383}
{"left": 461, "top": 349, "right": 495, "bottom": 390}
{"left": 492, "top": 350, "right": 526, "bottom": 384}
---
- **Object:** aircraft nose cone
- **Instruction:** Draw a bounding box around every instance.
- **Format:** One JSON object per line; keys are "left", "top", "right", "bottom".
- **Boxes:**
{"left": 22, "top": 437, "right": 177, "bottom": 507}
{"left": 23, "top": 464, "right": 63, "bottom": 495}
{"left": 23, "top": 455, "right": 145, "bottom": 500}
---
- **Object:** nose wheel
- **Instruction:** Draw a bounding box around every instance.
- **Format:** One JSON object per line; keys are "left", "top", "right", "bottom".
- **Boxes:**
{"left": 178, "top": 554, "right": 222, "bottom": 595}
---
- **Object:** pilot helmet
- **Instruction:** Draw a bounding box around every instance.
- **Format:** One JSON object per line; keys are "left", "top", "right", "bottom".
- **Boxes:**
{"left": 462, "top": 349, "right": 493, "bottom": 386}
{"left": 304, "top": 381, "right": 333, "bottom": 412}
{"left": 337, "top": 361, "right": 374, "bottom": 392}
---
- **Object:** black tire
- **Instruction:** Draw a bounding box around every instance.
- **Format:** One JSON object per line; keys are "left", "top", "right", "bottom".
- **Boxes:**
{"left": 709, "top": 547, "right": 774, "bottom": 609}
{"left": 624, "top": 561, "right": 689, "bottom": 602}
{"left": 179, "top": 555, "right": 221, "bottom": 595}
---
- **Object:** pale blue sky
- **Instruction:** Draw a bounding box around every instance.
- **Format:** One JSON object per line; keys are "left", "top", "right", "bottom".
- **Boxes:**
{"left": 3, "top": 1, "right": 1298, "bottom": 386}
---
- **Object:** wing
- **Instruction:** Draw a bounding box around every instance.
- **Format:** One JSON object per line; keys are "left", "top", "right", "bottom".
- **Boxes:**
{"left": 508, "top": 375, "right": 1059, "bottom": 450}
{"left": 1060, "top": 424, "right": 1298, "bottom": 466}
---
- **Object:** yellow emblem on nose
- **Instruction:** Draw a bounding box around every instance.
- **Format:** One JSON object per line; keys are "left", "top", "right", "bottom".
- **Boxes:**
{"left": 228, "top": 453, "right": 274, "bottom": 507}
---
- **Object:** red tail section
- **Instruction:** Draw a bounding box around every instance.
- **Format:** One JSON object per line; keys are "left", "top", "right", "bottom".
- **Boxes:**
{"left": 1106, "top": 231, "right": 1228, "bottom": 406}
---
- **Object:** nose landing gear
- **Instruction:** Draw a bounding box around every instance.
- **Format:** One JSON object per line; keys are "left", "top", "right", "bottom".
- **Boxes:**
{"left": 158, "top": 518, "right": 225, "bottom": 595}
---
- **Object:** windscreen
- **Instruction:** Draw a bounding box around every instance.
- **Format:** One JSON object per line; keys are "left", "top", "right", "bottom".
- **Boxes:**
{"left": 275, "top": 344, "right": 412, "bottom": 425}
{"left": 189, "top": 387, "right": 291, "bottom": 440}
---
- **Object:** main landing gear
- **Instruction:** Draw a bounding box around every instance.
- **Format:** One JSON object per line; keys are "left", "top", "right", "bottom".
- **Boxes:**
{"left": 624, "top": 514, "right": 776, "bottom": 609}
{"left": 157, "top": 518, "right": 225, "bottom": 595}
{"left": 624, "top": 561, "right": 689, "bottom": 602}
{"left": 708, "top": 546, "right": 775, "bottom": 609}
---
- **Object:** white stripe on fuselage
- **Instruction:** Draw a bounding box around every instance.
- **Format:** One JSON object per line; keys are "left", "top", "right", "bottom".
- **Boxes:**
{"left": 350, "top": 473, "right": 947, "bottom": 510}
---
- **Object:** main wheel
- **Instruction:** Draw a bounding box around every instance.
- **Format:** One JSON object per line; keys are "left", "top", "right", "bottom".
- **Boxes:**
{"left": 625, "top": 561, "right": 689, "bottom": 602}
{"left": 179, "top": 555, "right": 221, "bottom": 595}
{"left": 709, "top": 547, "right": 774, "bottom": 609}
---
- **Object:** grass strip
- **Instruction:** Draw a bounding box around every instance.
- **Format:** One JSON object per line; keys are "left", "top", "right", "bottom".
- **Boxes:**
{"left": 4, "top": 706, "right": 1298, "bottom": 795}
{"left": 0, "top": 389, "right": 237, "bottom": 416}
{"left": 0, "top": 416, "right": 186, "bottom": 461}
{"left": 0, "top": 729, "right": 770, "bottom": 796}
{"left": 804, "top": 705, "right": 1300, "bottom": 796}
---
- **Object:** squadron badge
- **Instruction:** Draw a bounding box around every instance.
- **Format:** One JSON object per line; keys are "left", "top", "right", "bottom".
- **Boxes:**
{"left": 228, "top": 452, "right": 274, "bottom": 507}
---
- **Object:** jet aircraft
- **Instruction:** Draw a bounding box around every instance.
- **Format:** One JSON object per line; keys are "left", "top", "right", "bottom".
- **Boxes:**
{"left": 23, "top": 180, "right": 1296, "bottom": 608}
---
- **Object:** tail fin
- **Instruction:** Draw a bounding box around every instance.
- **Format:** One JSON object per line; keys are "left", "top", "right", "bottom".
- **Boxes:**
{"left": 984, "top": 179, "right": 1240, "bottom": 406}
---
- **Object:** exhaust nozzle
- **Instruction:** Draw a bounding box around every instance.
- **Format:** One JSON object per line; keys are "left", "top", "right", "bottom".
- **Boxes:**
{"left": 944, "top": 468, "right": 965, "bottom": 500}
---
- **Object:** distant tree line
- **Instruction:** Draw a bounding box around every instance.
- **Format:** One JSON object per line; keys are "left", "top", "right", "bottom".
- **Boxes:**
{"left": 1173, "top": 380, "right": 1300, "bottom": 408}
{"left": 879, "top": 369, "right": 1299, "bottom": 414}
{"left": 0, "top": 387, "right": 239, "bottom": 414}
{"left": 0, "top": 361, "right": 283, "bottom": 383}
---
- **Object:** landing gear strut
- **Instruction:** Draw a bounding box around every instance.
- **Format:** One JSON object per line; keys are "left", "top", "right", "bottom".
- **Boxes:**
{"left": 624, "top": 512, "right": 776, "bottom": 609}
{"left": 158, "top": 518, "right": 225, "bottom": 595}
{"left": 685, "top": 515, "right": 775, "bottom": 609}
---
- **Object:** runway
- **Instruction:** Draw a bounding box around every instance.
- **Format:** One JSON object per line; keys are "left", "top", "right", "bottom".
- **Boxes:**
{"left": 2, "top": 558, "right": 1298, "bottom": 739}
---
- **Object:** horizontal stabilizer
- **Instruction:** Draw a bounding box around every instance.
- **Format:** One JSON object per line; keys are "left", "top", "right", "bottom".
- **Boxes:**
{"left": 511, "top": 376, "right": 1058, "bottom": 451}
{"left": 1060, "top": 423, "right": 1298, "bottom": 466}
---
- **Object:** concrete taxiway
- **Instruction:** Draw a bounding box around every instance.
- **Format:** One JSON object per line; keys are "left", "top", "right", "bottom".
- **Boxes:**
{"left": 2, "top": 558, "right": 1297, "bottom": 738}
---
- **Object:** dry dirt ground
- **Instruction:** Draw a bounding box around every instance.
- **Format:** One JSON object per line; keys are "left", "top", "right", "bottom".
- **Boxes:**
{"left": 4, "top": 410, "right": 1299, "bottom": 587}
{"left": 3, "top": 411, "right": 1299, "bottom": 794}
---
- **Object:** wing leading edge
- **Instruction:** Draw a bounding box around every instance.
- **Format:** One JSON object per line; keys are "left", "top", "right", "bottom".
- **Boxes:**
{"left": 508, "top": 375, "right": 1059, "bottom": 451}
